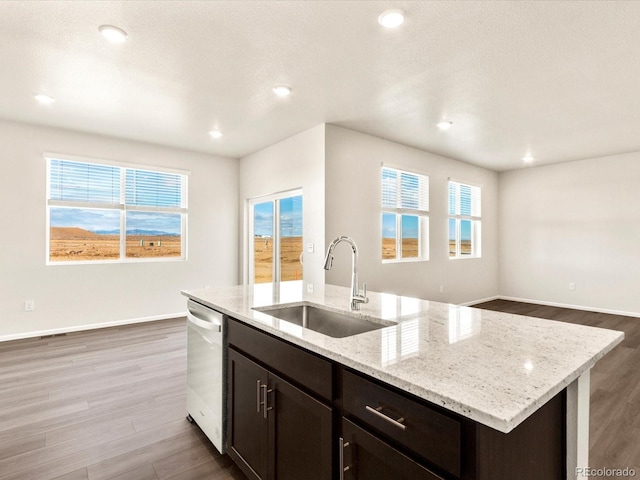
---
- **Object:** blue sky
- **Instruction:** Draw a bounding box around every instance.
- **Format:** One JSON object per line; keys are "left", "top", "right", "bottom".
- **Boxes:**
{"left": 254, "top": 196, "right": 303, "bottom": 237}
{"left": 382, "top": 214, "right": 418, "bottom": 239}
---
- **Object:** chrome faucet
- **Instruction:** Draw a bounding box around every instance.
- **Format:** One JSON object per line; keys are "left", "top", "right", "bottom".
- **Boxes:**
{"left": 323, "top": 236, "right": 369, "bottom": 310}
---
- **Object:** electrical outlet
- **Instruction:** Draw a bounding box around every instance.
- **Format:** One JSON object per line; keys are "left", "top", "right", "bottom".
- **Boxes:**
{"left": 569, "top": 283, "right": 576, "bottom": 291}
{"left": 439, "top": 285, "right": 444, "bottom": 294}
{"left": 307, "top": 283, "right": 314, "bottom": 293}
{"left": 24, "top": 300, "right": 35, "bottom": 312}
{"left": 307, "top": 243, "right": 314, "bottom": 253}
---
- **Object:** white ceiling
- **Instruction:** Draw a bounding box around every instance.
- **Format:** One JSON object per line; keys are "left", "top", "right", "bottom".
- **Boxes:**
{"left": 1, "top": 1, "right": 640, "bottom": 171}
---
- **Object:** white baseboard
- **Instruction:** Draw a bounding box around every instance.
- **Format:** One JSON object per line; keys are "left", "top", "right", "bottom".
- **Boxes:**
{"left": 491, "top": 296, "right": 640, "bottom": 319}
{"left": 0, "top": 312, "right": 187, "bottom": 343}
{"left": 458, "top": 295, "right": 501, "bottom": 307}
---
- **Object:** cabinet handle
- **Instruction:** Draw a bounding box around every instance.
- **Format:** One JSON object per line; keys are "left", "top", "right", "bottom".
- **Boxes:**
{"left": 339, "top": 437, "right": 352, "bottom": 480}
{"left": 256, "top": 380, "right": 262, "bottom": 413}
{"left": 365, "top": 405, "right": 407, "bottom": 431}
{"left": 261, "top": 384, "right": 273, "bottom": 419}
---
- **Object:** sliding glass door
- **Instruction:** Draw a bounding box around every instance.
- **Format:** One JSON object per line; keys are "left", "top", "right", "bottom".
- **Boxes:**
{"left": 249, "top": 191, "right": 303, "bottom": 284}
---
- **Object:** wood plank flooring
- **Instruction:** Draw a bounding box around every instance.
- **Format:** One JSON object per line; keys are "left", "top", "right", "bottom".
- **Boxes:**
{"left": 474, "top": 299, "right": 640, "bottom": 476}
{"left": 0, "top": 318, "right": 246, "bottom": 480}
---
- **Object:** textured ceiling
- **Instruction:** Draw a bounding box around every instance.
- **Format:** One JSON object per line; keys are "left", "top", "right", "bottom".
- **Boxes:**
{"left": 1, "top": 1, "right": 639, "bottom": 171}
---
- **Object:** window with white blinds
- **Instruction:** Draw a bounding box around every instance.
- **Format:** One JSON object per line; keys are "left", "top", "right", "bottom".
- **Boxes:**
{"left": 381, "top": 166, "right": 429, "bottom": 262}
{"left": 46, "top": 156, "right": 188, "bottom": 264}
{"left": 448, "top": 181, "right": 481, "bottom": 259}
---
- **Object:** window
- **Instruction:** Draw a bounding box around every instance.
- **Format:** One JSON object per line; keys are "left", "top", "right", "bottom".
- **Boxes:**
{"left": 448, "top": 181, "right": 481, "bottom": 258}
{"left": 46, "top": 155, "right": 188, "bottom": 263}
{"left": 381, "top": 166, "right": 429, "bottom": 262}
{"left": 249, "top": 190, "right": 303, "bottom": 283}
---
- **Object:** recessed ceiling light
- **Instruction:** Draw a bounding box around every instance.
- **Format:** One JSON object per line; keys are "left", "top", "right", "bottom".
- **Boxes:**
{"left": 523, "top": 154, "right": 534, "bottom": 163}
{"left": 437, "top": 120, "right": 453, "bottom": 130}
{"left": 378, "top": 9, "right": 405, "bottom": 28}
{"left": 272, "top": 85, "right": 291, "bottom": 97}
{"left": 209, "top": 130, "right": 223, "bottom": 139}
{"left": 98, "top": 25, "right": 128, "bottom": 43}
{"left": 34, "top": 94, "right": 55, "bottom": 104}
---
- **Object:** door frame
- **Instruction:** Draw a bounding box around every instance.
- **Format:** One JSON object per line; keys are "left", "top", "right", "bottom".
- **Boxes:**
{"left": 245, "top": 188, "right": 303, "bottom": 285}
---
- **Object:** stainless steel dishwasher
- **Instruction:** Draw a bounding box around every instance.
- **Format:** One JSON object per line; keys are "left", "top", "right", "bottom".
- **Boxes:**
{"left": 186, "top": 298, "right": 226, "bottom": 453}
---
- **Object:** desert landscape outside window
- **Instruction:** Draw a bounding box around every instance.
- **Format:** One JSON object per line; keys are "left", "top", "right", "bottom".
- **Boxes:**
{"left": 381, "top": 166, "right": 429, "bottom": 262}
{"left": 46, "top": 155, "right": 188, "bottom": 263}
{"left": 249, "top": 190, "right": 303, "bottom": 283}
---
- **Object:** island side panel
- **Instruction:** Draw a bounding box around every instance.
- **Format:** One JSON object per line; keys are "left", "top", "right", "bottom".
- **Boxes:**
{"left": 475, "top": 389, "right": 565, "bottom": 480}
{"left": 567, "top": 370, "right": 591, "bottom": 480}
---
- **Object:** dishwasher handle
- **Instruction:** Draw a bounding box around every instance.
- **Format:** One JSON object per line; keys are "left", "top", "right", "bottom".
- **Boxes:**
{"left": 187, "top": 300, "right": 222, "bottom": 332}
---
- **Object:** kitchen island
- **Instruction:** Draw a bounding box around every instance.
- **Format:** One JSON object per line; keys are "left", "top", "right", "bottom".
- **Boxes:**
{"left": 182, "top": 282, "right": 623, "bottom": 480}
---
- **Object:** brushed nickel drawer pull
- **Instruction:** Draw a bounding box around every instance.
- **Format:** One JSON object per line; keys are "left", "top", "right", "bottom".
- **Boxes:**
{"left": 256, "top": 380, "right": 262, "bottom": 413}
{"left": 339, "top": 437, "right": 352, "bottom": 480}
{"left": 261, "top": 384, "right": 273, "bottom": 419}
{"left": 365, "top": 405, "right": 407, "bottom": 431}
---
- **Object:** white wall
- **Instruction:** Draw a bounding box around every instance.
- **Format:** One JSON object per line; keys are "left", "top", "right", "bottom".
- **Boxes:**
{"left": 499, "top": 152, "right": 640, "bottom": 315}
{"left": 239, "top": 125, "right": 325, "bottom": 288}
{"left": 0, "top": 120, "right": 238, "bottom": 339}
{"left": 324, "top": 125, "right": 499, "bottom": 305}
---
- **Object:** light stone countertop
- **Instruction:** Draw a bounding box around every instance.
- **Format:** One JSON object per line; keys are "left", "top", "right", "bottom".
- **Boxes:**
{"left": 182, "top": 281, "right": 624, "bottom": 433}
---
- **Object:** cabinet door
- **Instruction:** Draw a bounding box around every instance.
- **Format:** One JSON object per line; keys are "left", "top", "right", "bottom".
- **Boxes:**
{"left": 341, "top": 418, "right": 444, "bottom": 480}
{"left": 269, "top": 372, "right": 333, "bottom": 480}
{"left": 228, "top": 348, "right": 269, "bottom": 480}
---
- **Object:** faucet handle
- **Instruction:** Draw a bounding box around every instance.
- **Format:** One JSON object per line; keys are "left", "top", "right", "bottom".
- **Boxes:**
{"left": 362, "top": 283, "right": 369, "bottom": 303}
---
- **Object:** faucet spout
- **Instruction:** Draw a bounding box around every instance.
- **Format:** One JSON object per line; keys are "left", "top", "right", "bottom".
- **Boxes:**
{"left": 323, "top": 236, "right": 369, "bottom": 310}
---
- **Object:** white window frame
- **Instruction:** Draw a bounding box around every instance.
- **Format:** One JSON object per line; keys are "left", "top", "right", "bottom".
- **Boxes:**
{"left": 246, "top": 188, "right": 303, "bottom": 284}
{"left": 381, "top": 165, "right": 429, "bottom": 263}
{"left": 448, "top": 180, "right": 481, "bottom": 259}
{"left": 45, "top": 153, "right": 189, "bottom": 265}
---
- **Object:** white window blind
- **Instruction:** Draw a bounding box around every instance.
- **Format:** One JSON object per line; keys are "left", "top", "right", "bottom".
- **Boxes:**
{"left": 48, "top": 159, "right": 121, "bottom": 207}
{"left": 382, "top": 167, "right": 429, "bottom": 212}
{"left": 449, "top": 182, "right": 481, "bottom": 217}
{"left": 125, "top": 169, "right": 185, "bottom": 210}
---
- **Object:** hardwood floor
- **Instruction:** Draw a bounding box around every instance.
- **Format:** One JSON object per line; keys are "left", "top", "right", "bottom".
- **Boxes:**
{"left": 474, "top": 299, "right": 640, "bottom": 476}
{"left": 0, "top": 318, "right": 246, "bottom": 480}
{"left": 2, "top": 304, "right": 637, "bottom": 479}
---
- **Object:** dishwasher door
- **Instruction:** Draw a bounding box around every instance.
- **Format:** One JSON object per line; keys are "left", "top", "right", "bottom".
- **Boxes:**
{"left": 186, "top": 299, "right": 226, "bottom": 453}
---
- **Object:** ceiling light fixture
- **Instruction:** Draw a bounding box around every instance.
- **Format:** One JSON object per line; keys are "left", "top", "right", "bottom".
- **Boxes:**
{"left": 209, "top": 130, "right": 223, "bottom": 139}
{"left": 378, "top": 9, "right": 405, "bottom": 28}
{"left": 523, "top": 154, "right": 534, "bottom": 163}
{"left": 34, "top": 94, "right": 55, "bottom": 104}
{"left": 437, "top": 120, "right": 453, "bottom": 130}
{"left": 98, "top": 25, "right": 128, "bottom": 43}
{"left": 272, "top": 85, "right": 292, "bottom": 97}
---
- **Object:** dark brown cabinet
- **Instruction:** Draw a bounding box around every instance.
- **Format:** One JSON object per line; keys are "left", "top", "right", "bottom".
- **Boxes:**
{"left": 227, "top": 321, "right": 333, "bottom": 480}
{"left": 341, "top": 418, "right": 443, "bottom": 480}
{"left": 227, "top": 349, "right": 269, "bottom": 480}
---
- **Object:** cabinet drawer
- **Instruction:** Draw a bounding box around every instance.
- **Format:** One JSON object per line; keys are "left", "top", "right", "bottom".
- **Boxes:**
{"left": 342, "top": 418, "right": 444, "bottom": 480}
{"left": 227, "top": 317, "right": 333, "bottom": 401}
{"left": 342, "top": 370, "right": 461, "bottom": 478}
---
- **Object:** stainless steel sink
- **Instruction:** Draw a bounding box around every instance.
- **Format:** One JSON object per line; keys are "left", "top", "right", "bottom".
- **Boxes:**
{"left": 254, "top": 304, "right": 394, "bottom": 338}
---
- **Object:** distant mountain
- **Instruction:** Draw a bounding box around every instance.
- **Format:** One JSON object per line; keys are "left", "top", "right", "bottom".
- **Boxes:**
{"left": 94, "top": 229, "right": 180, "bottom": 237}
{"left": 126, "top": 229, "right": 180, "bottom": 237}
{"left": 50, "top": 227, "right": 99, "bottom": 240}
